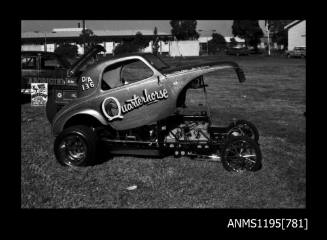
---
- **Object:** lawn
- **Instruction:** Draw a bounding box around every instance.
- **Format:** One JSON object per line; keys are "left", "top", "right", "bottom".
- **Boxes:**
{"left": 21, "top": 55, "right": 306, "bottom": 208}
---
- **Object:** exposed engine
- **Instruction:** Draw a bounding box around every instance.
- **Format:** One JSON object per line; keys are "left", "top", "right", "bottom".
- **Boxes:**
{"left": 165, "top": 120, "right": 210, "bottom": 143}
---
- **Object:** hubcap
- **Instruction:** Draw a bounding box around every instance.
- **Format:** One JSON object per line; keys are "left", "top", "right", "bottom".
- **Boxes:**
{"left": 58, "top": 135, "right": 87, "bottom": 166}
{"left": 224, "top": 140, "right": 257, "bottom": 172}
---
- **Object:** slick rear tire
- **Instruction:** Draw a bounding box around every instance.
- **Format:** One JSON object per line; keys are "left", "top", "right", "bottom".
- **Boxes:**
{"left": 222, "top": 136, "right": 262, "bottom": 172}
{"left": 54, "top": 125, "right": 97, "bottom": 167}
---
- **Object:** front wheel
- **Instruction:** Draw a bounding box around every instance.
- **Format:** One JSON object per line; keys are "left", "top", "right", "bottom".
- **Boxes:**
{"left": 222, "top": 136, "right": 262, "bottom": 172}
{"left": 54, "top": 125, "right": 97, "bottom": 167}
{"left": 228, "top": 120, "right": 259, "bottom": 142}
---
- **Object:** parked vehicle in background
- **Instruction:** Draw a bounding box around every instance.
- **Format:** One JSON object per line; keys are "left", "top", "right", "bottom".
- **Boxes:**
{"left": 286, "top": 46, "right": 306, "bottom": 58}
{"left": 21, "top": 51, "right": 71, "bottom": 101}
{"left": 21, "top": 46, "right": 105, "bottom": 104}
{"left": 225, "top": 47, "right": 251, "bottom": 56}
{"left": 21, "top": 45, "right": 105, "bottom": 110}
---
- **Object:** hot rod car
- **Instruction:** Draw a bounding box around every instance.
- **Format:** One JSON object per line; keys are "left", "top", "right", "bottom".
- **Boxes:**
{"left": 47, "top": 45, "right": 262, "bottom": 172}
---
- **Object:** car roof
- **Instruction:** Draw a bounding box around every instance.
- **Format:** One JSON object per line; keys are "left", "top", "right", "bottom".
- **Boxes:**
{"left": 98, "top": 52, "right": 156, "bottom": 63}
{"left": 21, "top": 51, "right": 60, "bottom": 56}
{"left": 21, "top": 51, "right": 71, "bottom": 68}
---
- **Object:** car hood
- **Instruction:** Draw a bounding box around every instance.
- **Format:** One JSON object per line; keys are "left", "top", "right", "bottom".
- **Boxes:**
{"left": 68, "top": 44, "right": 106, "bottom": 76}
{"left": 160, "top": 60, "right": 246, "bottom": 83}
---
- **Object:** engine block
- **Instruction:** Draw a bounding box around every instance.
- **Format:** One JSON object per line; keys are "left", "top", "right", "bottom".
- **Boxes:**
{"left": 165, "top": 120, "right": 210, "bottom": 143}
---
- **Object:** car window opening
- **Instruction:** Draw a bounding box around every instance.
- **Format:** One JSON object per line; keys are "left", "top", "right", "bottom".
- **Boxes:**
{"left": 102, "top": 59, "right": 153, "bottom": 90}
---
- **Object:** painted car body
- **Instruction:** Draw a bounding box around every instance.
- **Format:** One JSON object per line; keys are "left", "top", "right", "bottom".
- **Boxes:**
{"left": 50, "top": 52, "right": 245, "bottom": 136}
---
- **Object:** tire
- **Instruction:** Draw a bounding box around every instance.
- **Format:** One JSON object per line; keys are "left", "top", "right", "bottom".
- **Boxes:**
{"left": 46, "top": 89, "right": 57, "bottom": 123}
{"left": 54, "top": 125, "right": 97, "bottom": 167}
{"left": 228, "top": 120, "right": 259, "bottom": 142}
{"left": 222, "top": 136, "right": 262, "bottom": 172}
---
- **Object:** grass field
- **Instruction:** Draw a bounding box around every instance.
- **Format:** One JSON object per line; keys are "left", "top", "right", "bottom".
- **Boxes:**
{"left": 21, "top": 55, "right": 306, "bottom": 208}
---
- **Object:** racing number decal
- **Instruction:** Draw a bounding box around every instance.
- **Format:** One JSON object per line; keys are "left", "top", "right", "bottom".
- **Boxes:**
{"left": 81, "top": 76, "right": 94, "bottom": 91}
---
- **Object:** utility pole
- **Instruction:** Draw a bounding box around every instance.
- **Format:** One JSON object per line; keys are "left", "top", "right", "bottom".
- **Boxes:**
{"left": 44, "top": 32, "right": 47, "bottom": 52}
{"left": 266, "top": 20, "right": 271, "bottom": 56}
{"left": 82, "top": 20, "right": 86, "bottom": 53}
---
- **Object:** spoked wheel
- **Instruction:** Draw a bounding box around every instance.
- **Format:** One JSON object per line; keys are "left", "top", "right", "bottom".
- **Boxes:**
{"left": 54, "top": 125, "right": 97, "bottom": 167}
{"left": 222, "top": 136, "right": 262, "bottom": 172}
{"left": 228, "top": 120, "right": 259, "bottom": 142}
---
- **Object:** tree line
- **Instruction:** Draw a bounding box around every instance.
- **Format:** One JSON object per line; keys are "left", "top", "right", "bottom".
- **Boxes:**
{"left": 54, "top": 20, "right": 293, "bottom": 58}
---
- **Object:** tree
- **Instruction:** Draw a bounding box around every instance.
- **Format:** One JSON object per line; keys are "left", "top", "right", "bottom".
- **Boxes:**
{"left": 113, "top": 32, "right": 151, "bottom": 55}
{"left": 170, "top": 20, "right": 199, "bottom": 40}
{"left": 152, "top": 26, "right": 159, "bottom": 55}
{"left": 79, "top": 29, "right": 97, "bottom": 52}
{"left": 232, "top": 20, "right": 263, "bottom": 50}
{"left": 133, "top": 32, "right": 150, "bottom": 49}
{"left": 229, "top": 37, "right": 237, "bottom": 47}
{"left": 113, "top": 43, "right": 137, "bottom": 55}
{"left": 208, "top": 33, "right": 226, "bottom": 54}
{"left": 55, "top": 43, "right": 78, "bottom": 58}
{"left": 265, "top": 20, "right": 293, "bottom": 47}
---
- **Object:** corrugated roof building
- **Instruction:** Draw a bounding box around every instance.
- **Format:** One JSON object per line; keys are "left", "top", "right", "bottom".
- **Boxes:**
{"left": 21, "top": 28, "right": 173, "bottom": 55}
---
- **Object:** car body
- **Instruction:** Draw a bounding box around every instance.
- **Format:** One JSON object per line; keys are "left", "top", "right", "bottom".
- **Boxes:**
{"left": 48, "top": 49, "right": 262, "bottom": 172}
{"left": 225, "top": 47, "right": 251, "bottom": 56}
{"left": 286, "top": 46, "right": 306, "bottom": 58}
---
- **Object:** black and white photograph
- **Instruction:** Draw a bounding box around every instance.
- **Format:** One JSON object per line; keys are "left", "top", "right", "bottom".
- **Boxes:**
{"left": 21, "top": 20, "right": 306, "bottom": 214}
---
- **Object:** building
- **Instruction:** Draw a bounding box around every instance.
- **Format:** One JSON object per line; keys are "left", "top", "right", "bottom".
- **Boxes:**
{"left": 284, "top": 20, "right": 306, "bottom": 51}
{"left": 21, "top": 28, "right": 173, "bottom": 55}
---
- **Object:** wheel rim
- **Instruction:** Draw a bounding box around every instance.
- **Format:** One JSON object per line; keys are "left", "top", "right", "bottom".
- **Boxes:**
{"left": 224, "top": 140, "right": 258, "bottom": 172}
{"left": 57, "top": 134, "right": 87, "bottom": 166}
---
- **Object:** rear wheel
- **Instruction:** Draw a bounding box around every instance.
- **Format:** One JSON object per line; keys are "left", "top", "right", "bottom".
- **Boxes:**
{"left": 54, "top": 125, "right": 97, "bottom": 167}
{"left": 222, "top": 136, "right": 262, "bottom": 172}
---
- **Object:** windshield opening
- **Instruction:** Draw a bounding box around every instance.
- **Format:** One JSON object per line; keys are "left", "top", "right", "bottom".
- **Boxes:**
{"left": 143, "top": 54, "right": 169, "bottom": 70}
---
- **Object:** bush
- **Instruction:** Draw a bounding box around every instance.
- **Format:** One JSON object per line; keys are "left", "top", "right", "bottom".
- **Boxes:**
{"left": 113, "top": 42, "right": 139, "bottom": 55}
{"left": 208, "top": 33, "right": 227, "bottom": 54}
{"left": 113, "top": 32, "right": 150, "bottom": 55}
{"left": 55, "top": 44, "right": 78, "bottom": 58}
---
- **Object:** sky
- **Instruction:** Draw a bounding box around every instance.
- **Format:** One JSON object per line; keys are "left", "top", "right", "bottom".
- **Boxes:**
{"left": 21, "top": 20, "right": 267, "bottom": 37}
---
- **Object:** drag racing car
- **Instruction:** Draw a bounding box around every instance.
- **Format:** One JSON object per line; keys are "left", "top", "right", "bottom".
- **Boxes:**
{"left": 47, "top": 48, "right": 262, "bottom": 172}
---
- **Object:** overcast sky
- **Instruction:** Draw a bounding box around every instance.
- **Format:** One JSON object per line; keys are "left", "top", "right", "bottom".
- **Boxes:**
{"left": 21, "top": 20, "right": 267, "bottom": 36}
